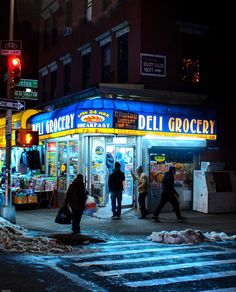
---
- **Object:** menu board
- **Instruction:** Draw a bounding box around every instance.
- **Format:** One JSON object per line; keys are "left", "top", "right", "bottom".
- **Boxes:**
{"left": 113, "top": 111, "right": 138, "bottom": 130}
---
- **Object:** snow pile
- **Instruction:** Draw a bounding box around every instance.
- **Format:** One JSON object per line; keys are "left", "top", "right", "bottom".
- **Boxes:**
{"left": 0, "top": 216, "right": 73, "bottom": 253}
{"left": 148, "top": 229, "right": 236, "bottom": 244}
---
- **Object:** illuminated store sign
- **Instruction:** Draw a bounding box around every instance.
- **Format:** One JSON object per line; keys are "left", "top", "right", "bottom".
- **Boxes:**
{"left": 30, "top": 99, "right": 216, "bottom": 140}
{"left": 138, "top": 114, "right": 216, "bottom": 136}
{"left": 32, "top": 113, "right": 75, "bottom": 135}
{"left": 76, "top": 109, "right": 113, "bottom": 129}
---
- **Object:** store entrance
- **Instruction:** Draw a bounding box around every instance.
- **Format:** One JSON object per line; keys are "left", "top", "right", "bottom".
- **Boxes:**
{"left": 106, "top": 144, "right": 134, "bottom": 207}
{"left": 89, "top": 136, "right": 135, "bottom": 210}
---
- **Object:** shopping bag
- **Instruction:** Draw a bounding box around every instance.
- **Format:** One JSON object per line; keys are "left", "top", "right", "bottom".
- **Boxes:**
{"left": 83, "top": 195, "right": 97, "bottom": 216}
{"left": 55, "top": 205, "right": 72, "bottom": 224}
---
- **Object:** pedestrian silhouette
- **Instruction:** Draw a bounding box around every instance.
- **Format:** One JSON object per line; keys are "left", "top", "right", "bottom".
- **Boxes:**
{"left": 152, "top": 166, "right": 186, "bottom": 222}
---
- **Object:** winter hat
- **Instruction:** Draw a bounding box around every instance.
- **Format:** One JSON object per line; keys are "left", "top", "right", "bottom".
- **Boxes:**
{"left": 115, "top": 162, "right": 121, "bottom": 169}
{"left": 76, "top": 173, "right": 83, "bottom": 181}
{"left": 137, "top": 165, "right": 143, "bottom": 173}
{"left": 169, "top": 166, "right": 176, "bottom": 173}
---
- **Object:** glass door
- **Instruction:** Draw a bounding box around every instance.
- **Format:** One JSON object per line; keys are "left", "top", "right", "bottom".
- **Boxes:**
{"left": 114, "top": 146, "right": 134, "bottom": 207}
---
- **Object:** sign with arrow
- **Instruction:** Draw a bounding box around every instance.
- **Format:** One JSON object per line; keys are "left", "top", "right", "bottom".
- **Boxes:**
{"left": 0, "top": 99, "right": 25, "bottom": 111}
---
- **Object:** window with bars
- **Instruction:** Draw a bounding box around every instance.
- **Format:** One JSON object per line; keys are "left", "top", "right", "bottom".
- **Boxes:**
{"left": 64, "top": 63, "right": 71, "bottom": 95}
{"left": 102, "top": 45, "right": 111, "bottom": 82}
{"left": 118, "top": 34, "right": 128, "bottom": 83}
{"left": 51, "top": 70, "right": 57, "bottom": 99}
{"left": 66, "top": 0, "right": 72, "bottom": 27}
{"left": 103, "top": 0, "right": 111, "bottom": 11}
{"left": 82, "top": 53, "right": 91, "bottom": 88}
{"left": 86, "top": 0, "right": 92, "bottom": 22}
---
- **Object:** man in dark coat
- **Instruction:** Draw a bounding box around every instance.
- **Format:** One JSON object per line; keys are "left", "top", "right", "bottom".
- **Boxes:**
{"left": 108, "top": 161, "right": 125, "bottom": 219}
{"left": 152, "top": 166, "right": 186, "bottom": 222}
{"left": 64, "top": 173, "right": 87, "bottom": 233}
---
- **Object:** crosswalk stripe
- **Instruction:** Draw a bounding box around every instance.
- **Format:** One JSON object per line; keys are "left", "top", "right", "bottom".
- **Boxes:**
{"left": 124, "top": 270, "right": 236, "bottom": 287}
{"left": 201, "top": 288, "right": 236, "bottom": 292}
{"left": 74, "top": 250, "right": 233, "bottom": 267}
{"left": 95, "top": 258, "right": 236, "bottom": 276}
{"left": 78, "top": 244, "right": 208, "bottom": 259}
{"left": 89, "top": 241, "right": 160, "bottom": 249}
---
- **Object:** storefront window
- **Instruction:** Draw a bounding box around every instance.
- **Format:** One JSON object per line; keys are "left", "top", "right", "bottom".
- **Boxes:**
{"left": 91, "top": 137, "right": 106, "bottom": 206}
{"left": 149, "top": 150, "right": 193, "bottom": 198}
{"left": 57, "top": 141, "right": 68, "bottom": 191}
{"left": 68, "top": 140, "right": 79, "bottom": 185}
{"left": 47, "top": 142, "right": 57, "bottom": 176}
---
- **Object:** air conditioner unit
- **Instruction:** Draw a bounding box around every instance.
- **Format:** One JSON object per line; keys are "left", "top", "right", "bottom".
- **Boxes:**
{"left": 64, "top": 26, "right": 72, "bottom": 37}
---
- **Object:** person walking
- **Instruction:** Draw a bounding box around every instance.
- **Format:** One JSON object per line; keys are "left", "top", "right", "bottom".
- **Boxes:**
{"left": 152, "top": 166, "right": 186, "bottom": 222}
{"left": 131, "top": 166, "right": 149, "bottom": 219}
{"left": 108, "top": 161, "right": 125, "bottom": 219}
{"left": 64, "top": 173, "right": 87, "bottom": 233}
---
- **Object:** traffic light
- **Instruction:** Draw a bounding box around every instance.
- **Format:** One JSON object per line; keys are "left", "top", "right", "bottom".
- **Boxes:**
{"left": 15, "top": 129, "right": 39, "bottom": 147}
{"left": 8, "top": 56, "right": 21, "bottom": 87}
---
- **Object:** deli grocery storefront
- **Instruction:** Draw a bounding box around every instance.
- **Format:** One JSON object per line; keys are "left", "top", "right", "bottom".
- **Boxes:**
{"left": 29, "top": 98, "right": 217, "bottom": 210}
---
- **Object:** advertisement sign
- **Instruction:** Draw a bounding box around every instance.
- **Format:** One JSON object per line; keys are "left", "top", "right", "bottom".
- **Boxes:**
{"left": 76, "top": 109, "right": 113, "bottom": 129}
{"left": 140, "top": 53, "right": 166, "bottom": 77}
{"left": 113, "top": 111, "right": 138, "bottom": 130}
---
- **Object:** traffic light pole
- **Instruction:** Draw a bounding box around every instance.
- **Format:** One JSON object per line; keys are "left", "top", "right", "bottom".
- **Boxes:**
{"left": 0, "top": 0, "right": 16, "bottom": 223}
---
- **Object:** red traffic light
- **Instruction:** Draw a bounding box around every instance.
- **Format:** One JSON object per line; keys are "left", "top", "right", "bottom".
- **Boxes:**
{"left": 8, "top": 56, "right": 22, "bottom": 86}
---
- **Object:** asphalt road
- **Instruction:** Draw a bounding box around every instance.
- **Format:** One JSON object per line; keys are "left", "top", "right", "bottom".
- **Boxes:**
{"left": 1, "top": 239, "right": 236, "bottom": 291}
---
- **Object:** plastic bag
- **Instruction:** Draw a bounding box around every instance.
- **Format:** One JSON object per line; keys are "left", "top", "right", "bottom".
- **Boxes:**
{"left": 55, "top": 205, "right": 72, "bottom": 224}
{"left": 83, "top": 195, "right": 97, "bottom": 216}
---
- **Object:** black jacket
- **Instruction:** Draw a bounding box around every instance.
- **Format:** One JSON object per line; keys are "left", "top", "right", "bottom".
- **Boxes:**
{"left": 108, "top": 169, "right": 125, "bottom": 192}
{"left": 65, "top": 180, "right": 87, "bottom": 211}
{"left": 161, "top": 171, "right": 177, "bottom": 195}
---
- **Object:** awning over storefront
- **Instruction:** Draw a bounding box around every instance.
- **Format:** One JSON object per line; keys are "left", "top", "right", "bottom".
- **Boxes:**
{"left": 0, "top": 109, "right": 40, "bottom": 148}
{"left": 29, "top": 98, "right": 217, "bottom": 140}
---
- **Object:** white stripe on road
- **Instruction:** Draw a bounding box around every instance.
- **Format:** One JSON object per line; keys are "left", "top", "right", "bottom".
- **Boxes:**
{"left": 89, "top": 241, "right": 155, "bottom": 249}
{"left": 74, "top": 250, "right": 233, "bottom": 267}
{"left": 201, "top": 288, "right": 236, "bottom": 292}
{"left": 124, "top": 270, "right": 236, "bottom": 287}
{"left": 78, "top": 245, "right": 206, "bottom": 258}
{"left": 95, "top": 258, "right": 236, "bottom": 276}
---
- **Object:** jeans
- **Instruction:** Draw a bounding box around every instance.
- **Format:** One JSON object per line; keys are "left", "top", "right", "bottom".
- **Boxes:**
{"left": 110, "top": 191, "right": 122, "bottom": 217}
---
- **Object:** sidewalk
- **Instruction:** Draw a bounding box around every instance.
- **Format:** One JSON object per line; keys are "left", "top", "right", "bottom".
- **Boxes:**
{"left": 15, "top": 206, "right": 236, "bottom": 242}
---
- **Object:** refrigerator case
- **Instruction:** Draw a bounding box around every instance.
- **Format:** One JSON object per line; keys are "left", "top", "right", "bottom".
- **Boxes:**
{"left": 193, "top": 170, "right": 236, "bottom": 213}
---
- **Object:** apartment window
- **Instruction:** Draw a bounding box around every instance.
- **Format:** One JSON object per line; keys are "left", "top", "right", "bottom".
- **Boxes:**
{"left": 82, "top": 53, "right": 91, "bottom": 89}
{"left": 181, "top": 34, "right": 203, "bottom": 84}
{"left": 64, "top": 63, "right": 71, "bottom": 95}
{"left": 181, "top": 58, "right": 200, "bottom": 83}
{"left": 102, "top": 45, "right": 111, "bottom": 82}
{"left": 51, "top": 70, "right": 57, "bottom": 99}
{"left": 43, "top": 19, "right": 49, "bottom": 50}
{"left": 86, "top": 0, "right": 92, "bottom": 22}
{"left": 118, "top": 34, "right": 128, "bottom": 83}
{"left": 52, "top": 12, "right": 58, "bottom": 45}
{"left": 103, "top": 0, "right": 111, "bottom": 11}
{"left": 66, "top": 0, "right": 72, "bottom": 27}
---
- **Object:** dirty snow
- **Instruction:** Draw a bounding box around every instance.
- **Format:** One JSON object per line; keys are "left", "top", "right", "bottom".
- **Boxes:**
{"left": 148, "top": 229, "right": 236, "bottom": 244}
{"left": 0, "top": 216, "right": 73, "bottom": 253}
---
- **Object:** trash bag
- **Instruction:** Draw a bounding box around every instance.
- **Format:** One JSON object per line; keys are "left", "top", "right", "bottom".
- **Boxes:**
{"left": 55, "top": 205, "right": 72, "bottom": 224}
{"left": 83, "top": 195, "right": 97, "bottom": 216}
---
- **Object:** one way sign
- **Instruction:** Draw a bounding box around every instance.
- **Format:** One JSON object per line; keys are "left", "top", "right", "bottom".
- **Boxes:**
{"left": 0, "top": 99, "right": 25, "bottom": 111}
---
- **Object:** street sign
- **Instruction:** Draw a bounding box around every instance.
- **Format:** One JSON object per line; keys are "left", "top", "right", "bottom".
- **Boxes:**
{"left": 14, "top": 90, "right": 38, "bottom": 100}
{"left": 0, "top": 99, "right": 25, "bottom": 111}
{"left": 0, "top": 40, "right": 22, "bottom": 56}
{"left": 18, "top": 79, "right": 38, "bottom": 89}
